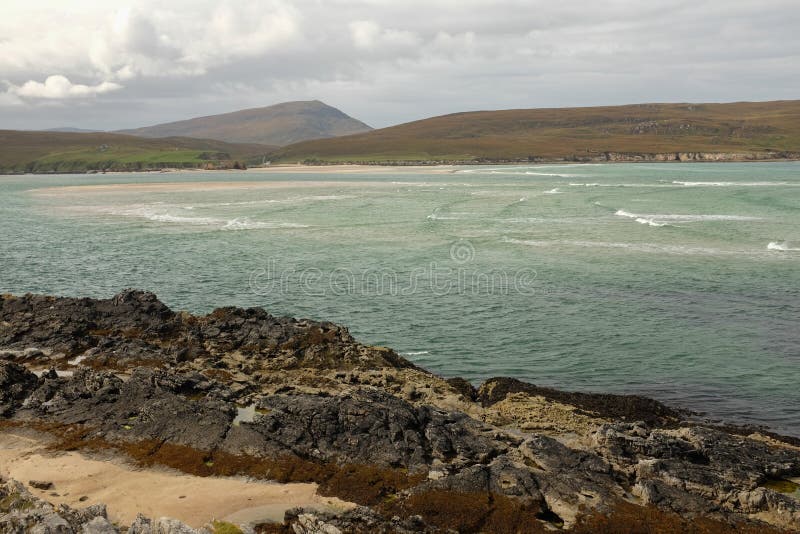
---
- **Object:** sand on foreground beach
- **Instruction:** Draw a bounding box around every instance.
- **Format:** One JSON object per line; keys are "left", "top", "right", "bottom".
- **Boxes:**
{"left": 0, "top": 430, "right": 353, "bottom": 528}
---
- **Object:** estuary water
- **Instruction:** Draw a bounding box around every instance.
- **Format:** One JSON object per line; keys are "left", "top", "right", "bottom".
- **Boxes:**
{"left": 1, "top": 162, "right": 799, "bottom": 436}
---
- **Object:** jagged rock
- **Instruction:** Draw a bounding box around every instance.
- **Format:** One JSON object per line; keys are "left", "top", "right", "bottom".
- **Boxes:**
{"left": 80, "top": 517, "right": 118, "bottom": 534}
{"left": 413, "top": 454, "right": 541, "bottom": 500}
{"left": 0, "top": 290, "right": 415, "bottom": 371}
{"left": 0, "top": 361, "right": 38, "bottom": 416}
{"left": 594, "top": 423, "right": 800, "bottom": 525}
{"left": 2, "top": 292, "right": 800, "bottom": 533}
{"left": 222, "top": 390, "right": 503, "bottom": 469}
{"left": 0, "top": 479, "right": 115, "bottom": 533}
{"left": 127, "top": 515, "right": 210, "bottom": 534}
{"left": 282, "top": 507, "right": 435, "bottom": 534}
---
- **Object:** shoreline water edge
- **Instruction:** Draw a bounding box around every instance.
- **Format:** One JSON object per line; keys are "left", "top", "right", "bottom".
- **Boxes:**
{"left": 3, "top": 151, "right": 800, "bottom": 176}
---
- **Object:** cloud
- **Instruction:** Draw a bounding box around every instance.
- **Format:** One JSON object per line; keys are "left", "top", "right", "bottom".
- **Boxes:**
{"left": 0, "top": 0, "right": 798, "bottom": 130}
{"left": 8, "top": 75, "right": 123, "bottom": 99}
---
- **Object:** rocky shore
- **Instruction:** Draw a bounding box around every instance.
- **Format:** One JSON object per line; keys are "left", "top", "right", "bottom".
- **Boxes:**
{"left": 1, "top": 290, "right": 799, "bottom": 533}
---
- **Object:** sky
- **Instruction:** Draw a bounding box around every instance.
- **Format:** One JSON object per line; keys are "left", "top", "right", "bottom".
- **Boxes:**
{"left": 1, "top": 0, "right": 799, "bottom": 131}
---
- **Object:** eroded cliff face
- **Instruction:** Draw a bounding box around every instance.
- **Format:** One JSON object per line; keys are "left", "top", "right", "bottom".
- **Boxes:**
{"left": 1, "top": 290, "right": 799, "bottom": 533}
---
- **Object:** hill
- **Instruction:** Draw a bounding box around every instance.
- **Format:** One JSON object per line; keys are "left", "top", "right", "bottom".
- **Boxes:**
{"left": 118, "top": 100, "right": 372, "bottom": 146}
{"left": 0, "top": 130, "right": 275, "bottom": 173}
{"left": 270, "top": 100, "right": 800, "bottom": 164}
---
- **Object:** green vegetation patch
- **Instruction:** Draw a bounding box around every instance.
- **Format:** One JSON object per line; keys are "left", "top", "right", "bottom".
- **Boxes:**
{"left": 763, "top": 478, "right": 800, "bottom": 494}
{"left": 212, "top": 521, "right": 244, "bottom": 534}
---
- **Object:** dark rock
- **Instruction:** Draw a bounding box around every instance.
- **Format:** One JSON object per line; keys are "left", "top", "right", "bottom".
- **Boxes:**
{"left": 0, "top": 290, "right": 418, "bottom": 371}
{"left": 282, "top": 506, "right": 438, "bottom": 534}
{"left": 445, "top": 377, "right": 476, "bottom": 401}
{"left": 29, "top": 480, "right": 54, "bottom": 490}
{"left": 223, "top": 389, "right": 503, "bottom": 469}
{"left": 2, "top": 291, "right": 799, "bottom": 532}
{"left": 0, "top": 361, "right": 38, "bottom": 416}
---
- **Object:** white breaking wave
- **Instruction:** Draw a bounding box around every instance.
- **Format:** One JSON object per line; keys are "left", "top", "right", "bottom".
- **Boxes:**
{"left": 222, "top": 218, "right": 308, "bottom": 230}
{"left": 501, "top": 237, "right": 733, "bottom": 256}
{"left": 615, "top": 209, "right": 762, "bottom": 227}
{"left": 673, "top": 181, "right": 795, "bottom": 187}
{"left": 144, "top": 213, "right": 220, "bottom": 225}
{"left": 654, "top": 214, "right": 762, "bottom": 222}
{"left": 568, "top": 183, "right": 672, "bottom": 188}
{"left": 544, "top": 188, "right": 562, "bottom": 194}
{"left": 767, "top": 242, "right": 800, "bottom": 251}
{"left": 402, "top": 351, "right": 430, "bottom": 356}
{"left": 181, "top": 194, "right": 354, "bottom": 208}
{"left": 614, "top": 210, "right": 669, "bottom": 227}
{"left": 104, "top": 206, "right": 307, "bottom": 230}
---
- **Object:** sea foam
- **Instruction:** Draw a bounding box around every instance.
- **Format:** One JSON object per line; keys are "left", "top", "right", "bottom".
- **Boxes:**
{"left": 501, "top": 237, "right": 730, "bottom": 256}
{"left": 673, "top": 181, "right": 794, "bottom": 187}
{"left": 767, "top": 242, "right": 800, "bottom": 251}
{"left": 615, "top": 209, "right": 761, "bottom": 227}
{"left": 614, "top": 210, "right": 669, "bottom": 227}
{"left": 107, "top": 206, "right": 307, "bottom": 230}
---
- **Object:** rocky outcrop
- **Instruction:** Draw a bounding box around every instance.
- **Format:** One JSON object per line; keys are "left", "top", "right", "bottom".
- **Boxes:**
{"left": 0, "top": 478, "right": 203, "bottom": 534}
{"left": 1, "top": 291, "right": 799, "bottom": 533}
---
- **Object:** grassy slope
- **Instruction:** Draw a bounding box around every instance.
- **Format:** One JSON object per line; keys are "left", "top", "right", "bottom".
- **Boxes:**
{"left": 0, "top": 130, "right": 276, "bottom": 173}
{"left": 270, "top": 100, "right": 800, "bottom": 163}
{"left": 118, "top": 100, "right": 373, "bottom": 146}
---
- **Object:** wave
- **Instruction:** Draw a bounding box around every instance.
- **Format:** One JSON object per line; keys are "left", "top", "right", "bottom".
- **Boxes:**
{"left": 222, "top": 218, "right": 308, "bottom": 230}
{"left": 568, "top": 182, "right": 672, "bottom": 188}
{"left": 767, "top": 242, "right": 800, "bottom": 251}
{"left": 180, "top": 194, "right": 354, "bottom": 208}
{"left": 673, "top": 181, "right": 795, "bottom": 187}
{"left": 524, "top": 171, "right": 580, "bottom": 177}
{"left": 656, "top": 214, "right": 762, "bottom": 222}
{"left": 106, "top": 207, "right": 307, "bottom": 230}
{"left": 614, "top": 210, "right": 670, "bottom": 227}
{"left": 501, "top": 237, "right": 731, "bottom": 256}
{"left": 144, "top": 213, "right": 220, "bottom": 225}
{"left": 401, "top": 351, "right": 430, "bottom": 356}
{"left": 615, "top": 209, "right": 761, "bottom": 227}
{"left": 544, "top": 188, "right": 562, "bottom": 194}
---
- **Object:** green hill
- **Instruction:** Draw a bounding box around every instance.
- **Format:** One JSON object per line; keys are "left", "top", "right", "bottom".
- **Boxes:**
{"left": 118, "top": 100, "right": 372, "bottom": 146}
{"left": 270, "top": 100, "right": 800, "bottom": 164}
{"left": 0, "top": 130, "right": 275, "bottom": 173}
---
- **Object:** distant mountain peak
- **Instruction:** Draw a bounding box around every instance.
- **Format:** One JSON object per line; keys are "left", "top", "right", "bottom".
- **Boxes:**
{"left": 118, "top": 100, "right": 372, "bottom": 146}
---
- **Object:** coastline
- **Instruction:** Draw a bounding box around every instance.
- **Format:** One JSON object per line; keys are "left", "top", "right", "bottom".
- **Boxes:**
{"left": 3, "top": 152, "right": 800, "bottom": 176}
{"left": 1, "top": 290, "right": 799, "bottom": 532}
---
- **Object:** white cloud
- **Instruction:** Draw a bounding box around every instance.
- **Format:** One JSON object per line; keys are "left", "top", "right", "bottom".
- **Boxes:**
{"left": 349, "top": 20, "right": 421, "bottom": 51}
{"left": 0, "top": 0, "right": 798, "bottom": 128}
{"left": 8, "top": 75, "right": 123, "bottom": 99}
{"left": 350, "top": 20, "right": 381, "bottom": 49}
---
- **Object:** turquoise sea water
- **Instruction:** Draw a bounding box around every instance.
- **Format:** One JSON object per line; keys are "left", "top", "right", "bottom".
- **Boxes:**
{"left": 1, "top": 163, "right": 799, "bottom": 436}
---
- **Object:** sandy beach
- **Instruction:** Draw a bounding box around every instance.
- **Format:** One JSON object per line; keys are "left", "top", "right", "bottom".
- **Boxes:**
{"left": 0, "top": 429, "right": 352, "bottom": 528}
{"left": 95, "top": 164, "right": 459, "bottom": 176}
{"left": 246, "top": 164, "right": 459, "bottom": 174}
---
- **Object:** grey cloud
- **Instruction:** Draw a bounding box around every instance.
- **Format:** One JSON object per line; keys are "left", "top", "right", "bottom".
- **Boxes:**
{"left": 1, "top": 0, "right": 798, "bottom": 131}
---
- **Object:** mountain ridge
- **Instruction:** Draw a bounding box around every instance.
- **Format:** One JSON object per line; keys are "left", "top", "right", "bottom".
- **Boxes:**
{"left": 118, "top": 100, "right": 372, "bottom": 146}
